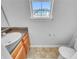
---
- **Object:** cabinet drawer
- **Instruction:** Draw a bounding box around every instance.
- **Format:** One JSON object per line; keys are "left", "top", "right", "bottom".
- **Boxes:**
{"left": 23, "top": 36, "right": 29, "bottom": 42}
{"left": 11, "top": 41, "right": 23, "bottom": 59}
{"left": 15, "top": 46, "right": 26, "bottom": 59}
{"left": 22, "top": 33, "right": 29, "bottom": 41}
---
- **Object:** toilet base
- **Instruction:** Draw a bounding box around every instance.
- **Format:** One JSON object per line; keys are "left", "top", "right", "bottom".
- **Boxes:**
{"left": 58, "top": 55, "right": 65, "bottom": 59}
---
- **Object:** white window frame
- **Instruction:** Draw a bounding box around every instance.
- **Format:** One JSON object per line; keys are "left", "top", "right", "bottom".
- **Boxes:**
{"left": 29, "top": 0, "right": 54, "bottom": 20}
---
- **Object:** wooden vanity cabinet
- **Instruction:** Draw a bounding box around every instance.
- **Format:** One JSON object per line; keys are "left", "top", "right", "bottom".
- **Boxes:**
{"left": 15, "top": 46, "right": 26, "bottom": 59}
{"left": 11, "top": 32, "right": 30, "bottom": 59}
{"left": 22, "top": 32, "right": 30, "bottom": 55}
{"left": 11, "top": 41, "right": 23, "bottom": 59}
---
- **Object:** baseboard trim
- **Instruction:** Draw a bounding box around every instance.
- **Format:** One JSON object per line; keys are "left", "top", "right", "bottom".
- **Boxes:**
{"left": 30, "top": 45, "right": 61, "bottom": 48}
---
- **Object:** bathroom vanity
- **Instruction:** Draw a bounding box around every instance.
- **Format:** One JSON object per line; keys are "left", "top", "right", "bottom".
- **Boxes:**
{"left": 1, "top": 27, "right": 30, "bottom": 59}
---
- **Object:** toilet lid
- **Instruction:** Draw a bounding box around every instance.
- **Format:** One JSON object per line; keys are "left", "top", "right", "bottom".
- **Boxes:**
{"left": 59, "top": 46, "right": 76, "bottom": 58}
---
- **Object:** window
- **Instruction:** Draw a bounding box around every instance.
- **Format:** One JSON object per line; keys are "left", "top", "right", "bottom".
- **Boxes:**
{"left": 31, "top": 0, "right": 53, "bottom": 18}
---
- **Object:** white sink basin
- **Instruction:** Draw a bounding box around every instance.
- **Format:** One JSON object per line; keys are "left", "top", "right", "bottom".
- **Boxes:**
{"left": 2, "top": 32, "right": 22, "bottom": 46}
{"left": 1, "top": 32, "right": 22, "bottom": 53}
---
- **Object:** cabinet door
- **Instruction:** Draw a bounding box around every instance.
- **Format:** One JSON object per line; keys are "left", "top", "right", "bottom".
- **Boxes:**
{"left": 22, "top": 32, "right": 30, "bottom": 51}
{"left": 15, "top": 46, "right": 26, "bottom": 59}
{"left": 11, "top": 41, "right": 23, "bottom": 59}
{"left": 22, "top": 33, "right": 29, "bottom": 41}
{"left": 24, "top": 38, "right": 30, "bottom": 55}
{"left": 22, "top": 32, "right": 30, "bottom": 46}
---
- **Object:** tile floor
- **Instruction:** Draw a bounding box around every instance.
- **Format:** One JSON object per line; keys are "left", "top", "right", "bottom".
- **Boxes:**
{"left": 26, "top": 48, "right": 59, "bottom": 59}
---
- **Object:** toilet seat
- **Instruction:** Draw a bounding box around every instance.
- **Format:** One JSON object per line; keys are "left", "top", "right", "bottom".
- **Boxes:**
{"left": 59, "top": 46, "right": 76, "bottom": 59}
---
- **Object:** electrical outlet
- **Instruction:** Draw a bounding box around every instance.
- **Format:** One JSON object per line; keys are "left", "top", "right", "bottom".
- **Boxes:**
{"left": 49, "top": 33, "right": 56, "bottom": 37}
{"left": 49, "top": 33, "right": 51, "bottom": 37}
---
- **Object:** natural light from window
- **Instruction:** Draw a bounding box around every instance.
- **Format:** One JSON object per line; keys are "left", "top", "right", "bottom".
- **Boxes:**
{"left": 32, "top": 0, "right": 52, "bottom": 17}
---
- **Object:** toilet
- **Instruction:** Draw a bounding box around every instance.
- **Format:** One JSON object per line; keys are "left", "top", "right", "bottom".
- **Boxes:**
{"left": 58, "top": 46, "right": 76, "bottom": 59}
{"left": 58, "top": 38, "right": 77, "bottom": 59}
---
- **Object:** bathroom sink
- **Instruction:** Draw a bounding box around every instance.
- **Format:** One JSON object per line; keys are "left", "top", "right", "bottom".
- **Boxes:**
{"left": 2, "top": 32, "right": 22, "bottom": 53}
{"left": 2, "top": 32, "right": 22, "bottom": 46}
